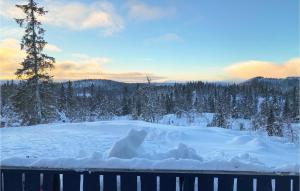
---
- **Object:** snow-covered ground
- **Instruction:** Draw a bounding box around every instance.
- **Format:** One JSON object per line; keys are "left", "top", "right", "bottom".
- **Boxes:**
{"left": 0, "top": 120, "right": 299, "bottom": 173}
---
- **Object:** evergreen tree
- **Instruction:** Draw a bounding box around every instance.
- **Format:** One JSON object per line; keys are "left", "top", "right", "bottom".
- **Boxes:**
{"left": 122, "top": 86, "right": 130, "bottom": 115}
{"left": 266, "top": 108, "right": 275, "bottom": 136}
{"left": 292, "top": 87, "right": 299, "bottom": 121}
{"left": 231, "top": 93, "right": 238, "bottom": 118}
{"left": 165, "top": 94, "right": 174, "bottom": 114}
{"left": 208, "top": 94, "right": 229, "bottom": 128}
{"left": 13, "top": 0, "right": 55, "bottom": 125}
{"left": 66, "top": 81, "right": 76, "bottom": 120}
{"left": 58, "top": 84, "right": 66, "bottom": 112}
{"left": 88, "top": 84, "right": 97, "bottom": 120}
{"left": 282, "top": 95, "right": 291, "bottom": 120}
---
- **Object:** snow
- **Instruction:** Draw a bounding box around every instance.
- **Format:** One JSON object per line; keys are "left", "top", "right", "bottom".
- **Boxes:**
{"left": 159, "top": 113, "right": 213, "bottom": 126}
{"left": 109, "top": 129, "right": 147, "bottom": 159}
{"left": 0, "top": 120, "right": 299, "bottom": 173}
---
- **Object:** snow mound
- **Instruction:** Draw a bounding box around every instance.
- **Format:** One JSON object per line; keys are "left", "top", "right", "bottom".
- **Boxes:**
{"left": 160, "top": 143, "right": 202, "bottom": 161}
{"left": 228, "top": 135, "right": 253, "bottom": 145}
{"left": 245, "top": 138, "right": 267, "bottom": 150}
{"left": 109, "top": 129, "right": 147, "bottom": 159}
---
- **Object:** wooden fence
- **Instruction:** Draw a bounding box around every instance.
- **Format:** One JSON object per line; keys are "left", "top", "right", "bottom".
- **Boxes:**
{"left": 1, "top": 167, "right": 299, "bottom": 191}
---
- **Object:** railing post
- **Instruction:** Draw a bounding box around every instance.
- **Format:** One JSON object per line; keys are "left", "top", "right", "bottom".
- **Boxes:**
{"left": 52, "top": 174, "right": 60, "bottom": 191}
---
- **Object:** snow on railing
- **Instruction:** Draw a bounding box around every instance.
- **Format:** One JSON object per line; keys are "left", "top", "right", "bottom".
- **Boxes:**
{"left": 1, "top": 166, "right": 299, "bottom": 191}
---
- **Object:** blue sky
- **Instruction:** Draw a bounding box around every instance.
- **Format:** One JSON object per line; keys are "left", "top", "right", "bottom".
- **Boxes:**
{"left": 0, "top": 0, "right": 299, "bottom": 82}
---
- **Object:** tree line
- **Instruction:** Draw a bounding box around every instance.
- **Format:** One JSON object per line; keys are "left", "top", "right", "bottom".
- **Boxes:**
{"left": 1, "top": 77, "right": 299, "bottom": 139}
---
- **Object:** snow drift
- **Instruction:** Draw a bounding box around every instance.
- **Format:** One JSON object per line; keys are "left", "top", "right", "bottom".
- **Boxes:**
{"left": 0, "top": 120, "right": 299, "bottom": 173}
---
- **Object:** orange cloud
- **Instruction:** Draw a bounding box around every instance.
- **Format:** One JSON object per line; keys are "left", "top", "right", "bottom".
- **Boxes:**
{"left": 0, "top": 38, "right": 164, "bottom": 82}
{"left": 0, "top": 38, "right": 25, "bottom": 79}
{"left": 225, "top": 58, "right": 300, "bottom": 79}
{"left": 0, "top": 38, "right": 63, "bottom": 80}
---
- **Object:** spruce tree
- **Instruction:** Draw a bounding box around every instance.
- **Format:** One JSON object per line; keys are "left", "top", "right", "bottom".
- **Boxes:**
{"left": 283, "top": 95, "right": 291, "bottom": 120}
{"left": 13, "top": 0, "right": 55, "bottom": 125}
{"left": 292, "top": 87, "right": 299, "bottom": 121}
{"left": 122, "top": 86, "right": 130, "bottom": 115}
{"left": 266, "top": 108, "right": 275, "bottom": 136}
{"left": 66, "top": 81, "right": 76, "bottom": 120}
{"left": 58, "top": 84, "right": 66, "bottom": 112}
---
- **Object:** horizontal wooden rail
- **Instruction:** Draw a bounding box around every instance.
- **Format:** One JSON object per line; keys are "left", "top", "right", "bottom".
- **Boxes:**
{"left": 1, "top": 166, "right": 299, "bottom": 191}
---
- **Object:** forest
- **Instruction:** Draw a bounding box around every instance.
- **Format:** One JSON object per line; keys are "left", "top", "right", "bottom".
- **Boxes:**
{"left": 1, "top": 76, "right": 299, "bottom": 140}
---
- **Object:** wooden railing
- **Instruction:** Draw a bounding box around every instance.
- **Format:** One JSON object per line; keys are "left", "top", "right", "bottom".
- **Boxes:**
{"left": 1, "top": 166, "right": 299, "bottom": 191}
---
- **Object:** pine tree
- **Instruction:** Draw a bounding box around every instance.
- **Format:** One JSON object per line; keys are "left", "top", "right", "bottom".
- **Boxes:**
{"left": 209, "top": 94, "right": 228, "bottom": 128}
{"left": 231, "top": 93, "right": 238, "bottom": 118}
{"left": 282, "top": 95, "right": 291, "bottom": 120}
{"left": 165, "top": 94, "right": 174, "bottom": 114}
{"left": 66, "top": 81, "right": 76, "bottom": 120}
{"left": 266, "top": 108, "right": 275, "bottom": 136}
{"left": 88, "top": 84, "right": 97, "bottom": 120}
{"left": 13, "top": 0, "right": 55, "bottom": 125}
{"left": 292, "top": 87, "right": 299, "bottom": 121}
{"left": 58, "top": 84, "right": 66, "bottom": 112}
{"left": 122, "top": 86, "right": 130, "bottom": 115}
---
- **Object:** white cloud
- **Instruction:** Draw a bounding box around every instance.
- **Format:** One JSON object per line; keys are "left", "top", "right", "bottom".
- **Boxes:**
{"left": 45, "top": 44, "right": 62, "bottom": 52}
{"left": 0, "top": 27, "right": 23, "bottom": 39}
{"left": 0, "top": 0, "right": 124, "bottom": 36}
{"left": 127, "top": 1, "right": 175, "bottom": 21}
{"left": 0, "top": 0, "right": 24, "bottom": 19}
{"left": 159, "top": 33, "right": 182, "bottom": 42}
{"left": 44, "top": 1, "right": 124, "bottom": 35}
{"left": 147, "top": 33, "right": 183, "bottom": 43}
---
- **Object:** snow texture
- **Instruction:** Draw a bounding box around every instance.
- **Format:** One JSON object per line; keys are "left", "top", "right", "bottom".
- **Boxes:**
{"left": 0, "top": 119, "right": 299, "bottom": 173}
{"left": 109, "top": 129, "right": 147, "bottom": 159}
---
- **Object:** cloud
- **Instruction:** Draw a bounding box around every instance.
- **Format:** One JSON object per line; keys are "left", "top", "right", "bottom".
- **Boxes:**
{"left": 0, "top": 38, "right": 25, "bottom": 79}
{"left": 54, "top": 59, "right": 107, "bottom": 80}
{"left": 0, "top": 0, "right": 24, "bottom": 19}
{"left": 45, "top": 56, "right": 165, "bottom": 82}
{"left": 0, "top": 0, "right": 124, "bottom": 36}
{"left": 45, "top": 44, "right": 62, "bottom": 52}
{"left": 224, "top": 58, "right": 300, "bottom": 79}
{"left": 147, "top": 33, "right": 183, "bottom": 44}
{"left": 127, "top": 1, "right": 175, "bottom": 21}
{"left": 0, "top": 27, "right": 23, "bottom": 39}
{"left": 0, "top": 38, "right": 164, "bottom": 82}
{"left": 158, "top": 33, "right": 182, "bottom": 42}
{"left": 99, "top": 72, "right": 165, "bottom": 83}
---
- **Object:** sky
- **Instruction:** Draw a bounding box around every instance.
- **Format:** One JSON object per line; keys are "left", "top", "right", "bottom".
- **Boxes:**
{"left": 0, "top": 0, "right": 299, "bottom": 82}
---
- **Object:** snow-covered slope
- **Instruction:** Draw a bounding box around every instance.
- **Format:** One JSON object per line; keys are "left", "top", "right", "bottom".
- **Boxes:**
{"left": 1, "top": 120, "right": 298, "bottom": 173}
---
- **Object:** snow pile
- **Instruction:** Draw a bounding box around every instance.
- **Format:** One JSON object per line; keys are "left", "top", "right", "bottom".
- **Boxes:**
{"left": 109, "top": 129, "right": 147, "bottom": 159}
{"left": 159, "top": 143, "right": 202, "bottom": 161}
{"left": 0, "top": 120, "right": 299, "bottom": 173}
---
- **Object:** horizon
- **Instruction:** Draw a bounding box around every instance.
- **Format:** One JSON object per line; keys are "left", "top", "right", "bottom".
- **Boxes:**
{"left": 1, "top": 76, "right": 299, "bottom": 85}
{"left": 1, "top": 0, "right": 299, "bottom": 82}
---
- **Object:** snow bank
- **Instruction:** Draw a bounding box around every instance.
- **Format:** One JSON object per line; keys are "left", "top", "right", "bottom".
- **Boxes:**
{"left": 159, "top": 143, "right": 202, "bottom": 161}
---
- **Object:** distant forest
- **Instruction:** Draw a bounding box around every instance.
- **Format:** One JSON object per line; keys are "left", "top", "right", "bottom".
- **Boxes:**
{"left": 1, "top": 77, "right": 299, "bottom": 138}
